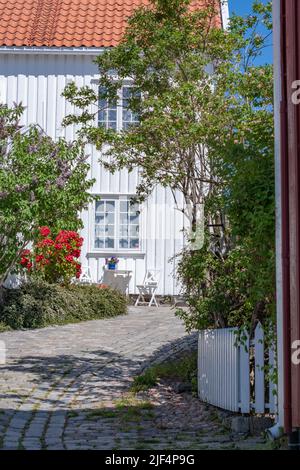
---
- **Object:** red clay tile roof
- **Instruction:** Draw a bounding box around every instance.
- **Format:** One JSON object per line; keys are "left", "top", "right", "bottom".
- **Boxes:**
{"left": 0, "top": 0, "right": 221, "bottom": 48}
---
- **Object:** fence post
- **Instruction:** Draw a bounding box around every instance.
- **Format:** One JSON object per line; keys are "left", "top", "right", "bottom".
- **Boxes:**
{"left": 254, "top": 323, "right": 265, "bottom": 413}
{"left": 239, "top": 329, "right": 250, "bottom": 413}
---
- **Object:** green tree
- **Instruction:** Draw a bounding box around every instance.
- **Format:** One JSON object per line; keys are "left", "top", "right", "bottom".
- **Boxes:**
{"left": 176, "top": 1, "right": 274, "bottom": 331}
{"left": 63, "top": 0, "right": 233, "bottom": 233}
{"left": 0, "top": 103, "right": 94, "bottom": 289}
{"left": 63, "top": 0, "right": 274, "bottom": 330}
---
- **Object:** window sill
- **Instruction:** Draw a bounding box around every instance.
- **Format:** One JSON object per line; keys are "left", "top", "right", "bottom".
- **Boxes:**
{"left": 86, "top": 251, "right": 145, "bottom": 258}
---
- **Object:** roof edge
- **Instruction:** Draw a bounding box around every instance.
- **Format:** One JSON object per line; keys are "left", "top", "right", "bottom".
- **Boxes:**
{"left": 0, "top": 46, "right": 106, "bottom": 55}
{"left": 0, "top": 2, "right": 226, "bottom": 52}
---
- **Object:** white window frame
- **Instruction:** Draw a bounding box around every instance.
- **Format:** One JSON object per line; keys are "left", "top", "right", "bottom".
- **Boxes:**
{"left": 94, "top": 198, "right": 117, "bottom": 251}
{"left": 97, "top": 82, "right": 140, "bottom": 131}
{"left": 121, "top": 85, "right": 140, "bottom": 130}
{"left": 92, "top": 195, "right": 142, "bottom": 253}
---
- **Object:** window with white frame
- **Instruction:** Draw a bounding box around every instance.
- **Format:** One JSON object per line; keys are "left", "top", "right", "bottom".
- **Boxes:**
{"left": 98, "top": 87, "right": 117, "bottom": 130}
{"left": 122, "top": 86, "right": 140, "bottom": 130}
{"left": 98, "top": 85, "right": 140, "bottom": 131}
{"left": 94, "top": 198, "right": 140, "bottom": 251}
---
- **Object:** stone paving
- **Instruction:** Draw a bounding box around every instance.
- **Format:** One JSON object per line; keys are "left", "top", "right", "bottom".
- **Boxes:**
{"left": 0, "top": 306, "right": 268, "bottom": 450}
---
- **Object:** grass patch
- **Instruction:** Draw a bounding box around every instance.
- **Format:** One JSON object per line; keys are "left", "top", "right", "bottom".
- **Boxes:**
{"left": 85, "top": 394, "right": 155, "bottom": 425}
{"left": 67, "top": 410, "right": 79, "bottom": 418}
{"left": 175, "top": 433, "right": 192, "bottom": 441}
{"left": 115, "top": 396, "right": 154, "bottom": 411}
{"left": 135, "top": 442, "right": 154, "bottom": 450}
{"left": 220, "top": 443, "right": 237, "bottom": 450}
{"left": 115, "top": 395, "right": 154, "bottom": 423}
{"left": 86, "top": 409, "right": 116, "bottom": 420}
{"left": 209, "top": 410, "right": 222, "bottom": 423}
{"left": 255, "top": 438, "right": 284, "bottom": 451}
{"left": 131, "top": 352, "right": 198, "bottom": 393}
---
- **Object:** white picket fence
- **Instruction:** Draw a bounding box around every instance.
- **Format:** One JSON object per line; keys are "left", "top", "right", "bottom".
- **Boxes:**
{"left": 198, "top": 323, "right": 277, "bottom": 414}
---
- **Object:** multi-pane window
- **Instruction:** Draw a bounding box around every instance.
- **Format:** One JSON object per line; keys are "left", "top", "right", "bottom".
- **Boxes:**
{"left": 122, "top": 86, "right": 140, "bottom": 130}
{"left": 98, "top": 87, "right": 117, "bottom": 130}
{"left": 94, "top": 200, "right": 116, "bottom": 249}
{"left": 119, "top": 200, "right": 140, "bottom": 249}
{"left": 98, "top": 86, "right": 140, "bottom": 131}
{"left": 94, "top": 198, "right": 140, "bottom": 251}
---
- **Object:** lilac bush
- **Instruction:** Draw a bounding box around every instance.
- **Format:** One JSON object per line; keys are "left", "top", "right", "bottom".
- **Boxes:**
{"left": 0, "top": 103, "right": 94, "bottom": 289}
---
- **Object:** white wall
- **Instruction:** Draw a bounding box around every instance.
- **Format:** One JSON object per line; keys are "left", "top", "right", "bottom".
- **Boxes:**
{"left": 0, "top": 52, "right": 186, "bottom": 295}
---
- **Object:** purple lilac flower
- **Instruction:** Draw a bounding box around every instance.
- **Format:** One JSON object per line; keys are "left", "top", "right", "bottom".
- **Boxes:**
{"left": 0, "top": 191, "right": 8, "bottom": 199}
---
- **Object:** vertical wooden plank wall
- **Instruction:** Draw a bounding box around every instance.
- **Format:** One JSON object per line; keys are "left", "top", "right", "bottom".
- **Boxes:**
{"left": 0, "top": 52, "right": 186, "bottom": 295}
{"left": 280, "top": 0, "right": 300, "bottom": 429}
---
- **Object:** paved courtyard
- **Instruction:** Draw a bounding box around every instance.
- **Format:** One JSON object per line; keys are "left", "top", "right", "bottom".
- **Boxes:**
{"left": 0, "top": 307, "right": 267, "bottom": 450}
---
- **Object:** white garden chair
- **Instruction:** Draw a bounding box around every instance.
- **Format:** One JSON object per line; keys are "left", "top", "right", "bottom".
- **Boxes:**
{"left": 135, "top": 269, "right": 160, "bottom": 307}
{"left": 78, "top": 265, "right": 93, "bottom": 284}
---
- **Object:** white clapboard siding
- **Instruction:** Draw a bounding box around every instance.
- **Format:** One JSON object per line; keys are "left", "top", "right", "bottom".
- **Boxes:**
{"left": 198, "top": 323, "right": 278, "bottom": 415}
{"left": 0, "top": 53, "right": 188, "bottom": 295}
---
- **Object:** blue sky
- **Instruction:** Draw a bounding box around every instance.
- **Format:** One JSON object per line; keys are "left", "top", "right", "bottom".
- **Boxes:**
{"left": 228, "top": 0, "right": 273, "bottom": 65}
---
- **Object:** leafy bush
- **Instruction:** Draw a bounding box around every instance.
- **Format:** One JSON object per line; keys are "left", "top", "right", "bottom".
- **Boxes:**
{"left": 0, "top": 280, "right": 127, "bottom": 330}
{"left": 20, "top": 227, "right": 83, "bottom": 284}
{"left": 175, "top": 1, "right": 275, "bottom": 335}
{"left": 176, "top": 241, "right": 275, "bottom": 334}
{"left": 0, "top": 103, "right": 94, "bottom": 288}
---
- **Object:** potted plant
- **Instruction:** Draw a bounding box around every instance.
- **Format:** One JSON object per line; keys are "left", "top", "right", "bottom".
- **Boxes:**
{"left": 105, "top": 256, "right": 119, "bottom": 270}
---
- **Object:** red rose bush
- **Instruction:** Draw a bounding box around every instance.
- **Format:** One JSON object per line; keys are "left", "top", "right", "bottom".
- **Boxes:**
{"left": 20, "top": 227, "right": 83, "bottom": 284}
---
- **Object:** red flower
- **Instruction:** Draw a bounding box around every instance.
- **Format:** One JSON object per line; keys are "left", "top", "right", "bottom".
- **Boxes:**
{"left": 39, "top": 226, "right": 51, "bottom": 237}
{"left": 77, "top": 237, "right": 84, "bottom": 247}
{"left": 72, "top": 249, "right": 81, "bottom": 258}
{"left": 21, "top": 228, "right": 84, "bottom": 283}
{"left": 22, "top": 249, "right": 31, "bottom": 257}
{"left": 41, "top": 238, "right": 54, "bottom": 246}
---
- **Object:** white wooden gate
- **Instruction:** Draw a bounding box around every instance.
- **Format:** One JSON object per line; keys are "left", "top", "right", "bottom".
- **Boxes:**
{"left": 198, "top": 323, "right": 277, "bottom": 414}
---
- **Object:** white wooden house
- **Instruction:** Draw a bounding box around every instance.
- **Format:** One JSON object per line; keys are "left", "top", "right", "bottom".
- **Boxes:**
{"left": 0, "top": 0, "right": 228, "bottom": 295}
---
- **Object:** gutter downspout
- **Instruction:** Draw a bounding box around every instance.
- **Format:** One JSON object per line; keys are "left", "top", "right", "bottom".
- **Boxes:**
{"left": 279, "top": 0, "right": 293, "bottom": 437}
{"left": 270, "top": 0, "right": 285, "bottom": 439}
{"left": 220, "top": 0, "right": 229, "bottom": 31}
{"left": 267, "top": 0, "right": 286, "bottom": 441}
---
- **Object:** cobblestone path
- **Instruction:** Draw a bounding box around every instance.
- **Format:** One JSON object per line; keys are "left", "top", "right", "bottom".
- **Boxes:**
{"left": 0, "top": 307, "right": 267, "bottom": 450}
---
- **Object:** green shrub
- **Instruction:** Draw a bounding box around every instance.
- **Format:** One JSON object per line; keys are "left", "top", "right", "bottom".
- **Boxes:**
{"left": 0, "top": 280, "right": 127, "bottom": 330}
{"left": 176, "top": 242, "right": 275, "bottom": 334}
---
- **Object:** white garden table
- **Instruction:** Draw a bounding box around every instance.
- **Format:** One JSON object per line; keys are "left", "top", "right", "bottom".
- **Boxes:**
{"left": 102, "top": 268, "right": 132, "bottom": 295}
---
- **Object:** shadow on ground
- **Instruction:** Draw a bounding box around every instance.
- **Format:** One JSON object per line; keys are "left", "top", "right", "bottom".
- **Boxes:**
{"left": 0, "top": 333, "right": 268, "bottom": 450}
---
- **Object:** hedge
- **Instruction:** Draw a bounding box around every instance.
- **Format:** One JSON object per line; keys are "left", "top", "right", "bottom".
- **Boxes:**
{"left": 0, "top": 280, "right": 127, "bottom": 330}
